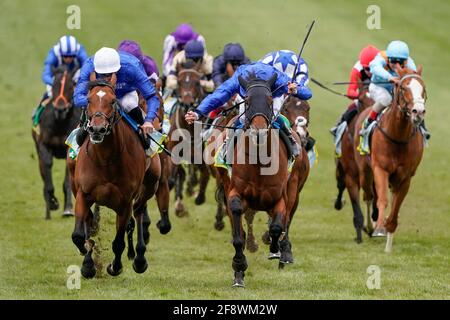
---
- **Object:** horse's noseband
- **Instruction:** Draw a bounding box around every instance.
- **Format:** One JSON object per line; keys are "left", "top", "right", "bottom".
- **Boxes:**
{"left": 85, "top": 100, "right": 120, "bottom": 139}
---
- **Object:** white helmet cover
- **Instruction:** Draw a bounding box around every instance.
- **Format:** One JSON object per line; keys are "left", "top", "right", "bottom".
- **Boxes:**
{"left": 94, "top": 47, "right": 121, "bottom": 74}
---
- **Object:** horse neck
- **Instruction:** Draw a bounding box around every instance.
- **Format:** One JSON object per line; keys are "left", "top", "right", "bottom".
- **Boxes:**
{"left": 382, "top": 93, "right": 415, "bottom": 142}
{"left": 90, "top": 120, "right": 125, "bottom": 164}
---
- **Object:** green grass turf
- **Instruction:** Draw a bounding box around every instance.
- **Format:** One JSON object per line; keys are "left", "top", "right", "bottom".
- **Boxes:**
{"left": 0, "top": 0, "right": 449, "bottom": 299}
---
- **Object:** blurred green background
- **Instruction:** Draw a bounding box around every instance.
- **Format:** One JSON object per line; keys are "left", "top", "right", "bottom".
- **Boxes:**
{"left": 0, "top": 0, "right": 449, "bottom": 299}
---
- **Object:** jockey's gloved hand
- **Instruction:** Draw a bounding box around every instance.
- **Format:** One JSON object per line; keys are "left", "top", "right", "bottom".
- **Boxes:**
{"left": 141, "top": 121, "right": 154, "bottom": 136}
{"left": 185, "top": 110, "right": 200, "bottom": 124}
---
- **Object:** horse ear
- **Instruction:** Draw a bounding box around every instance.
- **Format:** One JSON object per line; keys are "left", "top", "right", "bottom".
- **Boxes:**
{"left": 238, "top": 75, "right": 248, "bottom": 89}
{"left": 394, "top": 65, "right": 405, "bottom": 77}
{"left": 51, "top": 65, "right": 58, "bottom": 75}
{"left": 268, "top": 73, "right": 278, "bottom": 87}
{"left": 110, "top": 73, "right": 117, "bottom": 87}
{"left": 89, "top": 72, "right": 96, "bottom": 82}
{"left": 417, "top": 64, "right": 423, "bottom": 76}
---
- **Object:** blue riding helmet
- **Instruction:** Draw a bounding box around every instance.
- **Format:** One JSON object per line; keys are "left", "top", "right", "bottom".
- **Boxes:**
{"left": 223, "top": 43, "right": 245, "bottom": 63}
{"left": 386, "top": 40, "right": 409, "bottom": 60}
{"left": 59, "top": 35, "right": 80, "bottom": 57}
{"left": 185, "top": 40, "right": 204, "bottom": 59}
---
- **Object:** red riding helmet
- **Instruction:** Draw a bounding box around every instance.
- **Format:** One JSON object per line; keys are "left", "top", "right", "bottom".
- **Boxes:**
{"left": 359, "top": 45, "right": 380, "bottom": 68}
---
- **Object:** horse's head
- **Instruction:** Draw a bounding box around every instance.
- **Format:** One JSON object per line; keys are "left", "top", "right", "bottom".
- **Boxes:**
{"left": 281, "top": 95, "right": 310, "bottom": 145}
{"left": 85, "top": 73, "right": 120, "bottom": 144}
{"left": 394, "top": 65, "right": 427, "bottom": 126}
{"left": 238, "top": 73, "right": 276, "bottom": 146}
{"left": 176, "top": 60, "right": 204, "bottom": 108}
{"left": 51, "top": 65, "right": 76, "bottom": 120}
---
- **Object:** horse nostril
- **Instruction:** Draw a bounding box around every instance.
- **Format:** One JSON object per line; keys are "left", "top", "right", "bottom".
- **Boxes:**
{"left": 412, "top": 109, "right": 418, "bottom": 114}
{"left": 99, "top": 127, "right": 107, "bottom": 134}
{"left": 87, "top": 126, "right": 94, "bottom": 133}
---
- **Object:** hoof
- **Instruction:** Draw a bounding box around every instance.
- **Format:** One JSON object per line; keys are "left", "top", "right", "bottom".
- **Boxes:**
{"left": 81, "top": 265, "right": 96, "bottom": 279}
{"left": 268, "top": 251, "right": 281, "bottom": 260}
{"left": 127, "top": 248, "right": 136, "bottom": 261}
{"left": 49, "top": 197, "right": 59, "bottom": 211}
{"left": 156, "top": 220, "right": 171, "bottom": 235}
{"left": 214, "top": 220, "right": 225, "bottom": 231}
{"left": 132, "top": 258, "right": 148, "bottom": 274}
{"left": 174, "top": 200, "right": 188, "bottom": 217}
{"left": 45, "top": 214, "right": 51, "bottom": 220}
{"left": 106, "top": 262, "right": 123, "bottom": 276}
{"left": 246, "top": 239, "right": 259, "bottom": 253}
{"left": 232, "top": 271, "right": 245, "bottom": 287}
{"left": 372, "top": 227, "right": 387, "bottom": 237}
{"left": 261, "top": 231, "right": 271, "bottom": 245}
{"left": 62, "top": 209, "right": 74, "bottom": 217}
{"left": 354, "top": 237, "right": 363, "bottom": 244}
{"left": 194, "top": 193, "right": 206, "bottom": 205}
{"left": 334, "top": 198, "right": 345, "bottom": 210}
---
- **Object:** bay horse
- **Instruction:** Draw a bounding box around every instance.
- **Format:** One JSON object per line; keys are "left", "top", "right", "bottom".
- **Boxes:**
{"left": 333, "top": 82, "right": 376, "bottom": 242}
{"left": 32, "top": 65, "right": 81, "bottom": 219}
{"left": 221, "top": 73, "right": 305, "bottom": 287}
{"left": 354, "top": 66, "right": 426, "bottom": 252}
{"left": 167, "top": 60, "right": 210, "bottom": 216}
{"left": 68, "top": 73, "right": 161, "bottom": 278}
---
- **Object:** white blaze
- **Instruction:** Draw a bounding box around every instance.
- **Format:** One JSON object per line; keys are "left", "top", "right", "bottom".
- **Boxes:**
{"left": 408, "top": 79, "right": 425, "bottom": 113}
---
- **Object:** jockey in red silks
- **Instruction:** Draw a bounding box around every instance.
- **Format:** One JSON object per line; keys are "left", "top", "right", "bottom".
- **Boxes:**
{"left": 330, "top": 45, "right": 379, "bottom": 136}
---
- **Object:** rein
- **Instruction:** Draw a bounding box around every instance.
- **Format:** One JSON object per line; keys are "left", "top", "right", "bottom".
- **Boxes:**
{"left": 53, "top": 71, "right": 71, "bottom": 107}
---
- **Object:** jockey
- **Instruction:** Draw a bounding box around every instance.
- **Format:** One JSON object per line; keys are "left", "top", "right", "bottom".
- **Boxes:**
{"left": 330, "top": 45, "right": 379, "bottom": 136}
{"left": 73, "top": 47, "right": 160, "bottom": 147}
{"left": 185, "top": 62, "right": 308, "bottom": 157}
{"left": 117, "top": 40, "right": 160, "bottom": 85}
{"left": 162, "top": 23, "right": 206, "bottom": 79}
{"left": 260, "top": 50, "right": 313, "bottom": 150}
{"left": 362, "top": 41, "right": 416, "bottom": 130}
{"left": 165, "top": 40, "right": 214, "bottom": 95}
{"left": 212, "top": 43, "right": 252, "bottom": 87}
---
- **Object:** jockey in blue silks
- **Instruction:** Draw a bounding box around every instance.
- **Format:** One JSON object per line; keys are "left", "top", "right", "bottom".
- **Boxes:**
{"left": 34, "top": 35, "right": 88, "bottom": 125}
{"left": 73, "top": 47, "right": 160, "bottom": 147}
{"left": 185, "top": 61, "right": 311, "bottom": 156}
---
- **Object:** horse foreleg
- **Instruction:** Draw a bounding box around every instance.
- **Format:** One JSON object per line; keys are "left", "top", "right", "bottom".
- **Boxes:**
{"left": 334, "top": 161, "right": 346, "bottom": 210}
{"left": 194, "top": 164, "right": 210, "bottom": 205}
{"left": 132, "top": 205, "right": 149, "bottom": 274}
{"left": 72, "top": 192, "right": 96, "bottom": 278}
{"left": 174, "top": 165, "right": 188, "bottom": 217}
{"left": 62, "top": 165, "right": 74, "bottom": 217}
{"left": 155, "top": 161, "right": 171, "bottom": 234}
{"left": 38, "top": 143, "right": 58, "bottom": 219}
{"left": 244, "top": 210, "right": 258, "bottom": 253}
{"left": 269, "top": 198, "right": 288, "bottom": 261}
{"left": 106, "top": 207, "right": 130, "bottom": 277}
{"left": 186, "top": 165, "right": 197, "bottom": 197}
{"left": 214, "top": 183, "right": 226, "bottom": 231}
{"left": 385, "top": 179, "right": 411, "bottom": 253}
{"left": 345, "top": 176, "right": 364, "bottom": 243}
{"left": 372, "top": 167, "right": 389, "bottom": 237}
{"left": 228, "top": 192, "right": 247, "bottom": 287}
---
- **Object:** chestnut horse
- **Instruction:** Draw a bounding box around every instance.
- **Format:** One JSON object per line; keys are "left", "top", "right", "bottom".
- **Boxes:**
{"left": 334, "top": 83, "right": 375, "bottom": 242}
{"left": 167, "top": 61, "right": 210, "bottom": 216}
{"left": 32, "top": 65, "right": 81, "bottom": 219}
{"left": 354, "top": 66, "right": 426, "bottom": 252}
{"left": 220, "top": 74, "right": 304, "bottom": 287}
{"left": 68, "top": 74, "right": 160, "bottom": 278}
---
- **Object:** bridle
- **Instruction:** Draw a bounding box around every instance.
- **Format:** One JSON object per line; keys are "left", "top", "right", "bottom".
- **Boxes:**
{"left": 395, "top": 74, "right": 427, "bottom": 117}
{"left": 244, "top": 83, "right": 274, "bottom": 128}
{"left": 177, "top": 69, "right": 204, "bottom": 108}
{"left": 53, "top": 70, "right": 72, "bottom": 109}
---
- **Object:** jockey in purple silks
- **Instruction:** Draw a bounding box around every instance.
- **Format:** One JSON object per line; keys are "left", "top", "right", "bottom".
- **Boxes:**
{"left": 162, "top": 23, "right": 206, "bottom": 79}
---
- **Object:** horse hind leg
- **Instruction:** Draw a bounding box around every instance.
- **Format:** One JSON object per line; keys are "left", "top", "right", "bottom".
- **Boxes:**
{"left": 38, "top": 143, "right": 58, "bottom": 219}
{"left": 194, "top": 164, "right": 209, "bottom": 205}
{"left": 244, "top": 210, "right": 258, "bottom": 253}
{"left": 174, "top": 166, "right": 188, "bottom": 217}
{"left": 346, "top": 179, "right": 364, "bottom": 243}
{"left": 62, "top": 165, "right": 74, "bottom": 217}
{"left": 132, "top": 205, "right": 149, "bottom": 274}
{"left": 155, "top": 168, "right": 171, "bottom": 234}
{"left": 214, "top": 184, "right": 226, "bottom": 231}
{"left": 126, "top": 216, "right": 136, "bottom": 260}
{"left": 334, "top": 161, "right": 346, "bottom": 210}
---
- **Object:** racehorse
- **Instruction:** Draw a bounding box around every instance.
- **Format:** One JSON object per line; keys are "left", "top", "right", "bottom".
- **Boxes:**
{"left": 166, "top": 60, "right": 210, "bottom": 216}
{"left": 219, "top": 73, "right": 306, "bottom": 286}
{"left": 354, "top": 66, "right": 426, "bottom": 252}
{"left": 68, "top": 73, "right": 161, "bottom": 278}
{"left": 333, "top": 82, "right": 376, "bottom": 242}
{"left": 32, "top": 65, "right": 81, "bottom": 219}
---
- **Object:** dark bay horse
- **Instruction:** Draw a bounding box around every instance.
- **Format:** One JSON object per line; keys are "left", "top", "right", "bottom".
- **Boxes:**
{"left": 167, "top": 61, "right": 210, "bottom": 216}
{"left": 220, "top": 74, "right": 305, "bottom": 287}
{"left": 68, "top": 74, "right": 161, "bottom": 278}
{"left": 32, "top": 65, "right": 81, "bottom": 219}
{"left": 333, "top": 83, "right": 375, "bottom": 242}
{"left": 354, "top": 66, "right": 426, "bottom": 252}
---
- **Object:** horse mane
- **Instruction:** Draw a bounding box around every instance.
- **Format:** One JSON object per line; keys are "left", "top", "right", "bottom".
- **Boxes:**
{"left": 181, "top": 59, "right": 198, "bottom": 70}
{"left": 88, "top": 80, "right": 115, "bottom": 91}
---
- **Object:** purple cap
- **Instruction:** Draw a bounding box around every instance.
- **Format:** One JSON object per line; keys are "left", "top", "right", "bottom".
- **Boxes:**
{"left": 171, "top": 23, "right": 198, "bottom": 45}
{"left": 141, "top": 55, "right": 159, "bottom": 77}
{"left": 117, "top": 40, "right": 143, "bottom": 60}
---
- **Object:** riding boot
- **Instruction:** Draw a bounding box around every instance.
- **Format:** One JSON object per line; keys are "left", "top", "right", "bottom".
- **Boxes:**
{"left": 76, "top": 110, "right": 88, "bottom": 146}
{"left": 127, "top": 107, "right": 145, "bottom": 125}
{"left": 305, "top": 135, "right": 316, "bottom": 152}
{"left": 276, "top": 118, "right": 299, "bottom": 158}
